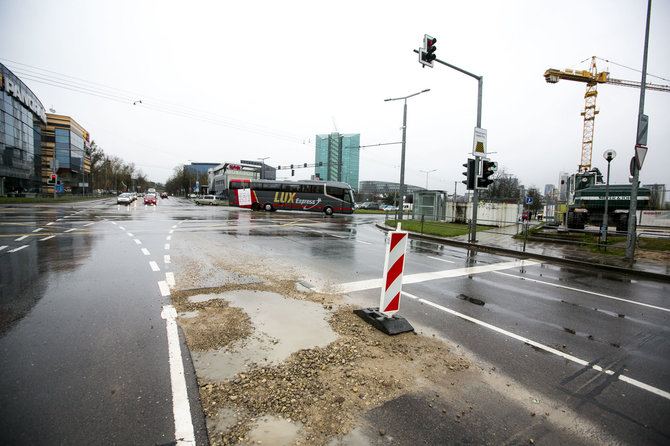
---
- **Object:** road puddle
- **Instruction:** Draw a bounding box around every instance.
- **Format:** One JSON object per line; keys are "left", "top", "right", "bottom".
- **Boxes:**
{"left": 189, "top": 290, "right": 337, "bottom": 381}
{"left": 247, "top": 415, "right": 301, "bottom": 445}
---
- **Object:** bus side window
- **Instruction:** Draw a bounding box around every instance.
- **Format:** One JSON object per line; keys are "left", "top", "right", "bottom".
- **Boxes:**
{"left": 281, "top": 184, "right": 300, "bottom": 192}
{"left": 326, "top": 186, "right": 344, "bottom": 200}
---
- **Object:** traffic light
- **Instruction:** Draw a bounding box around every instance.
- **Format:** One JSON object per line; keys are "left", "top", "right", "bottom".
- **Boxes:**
{"left": 462, "top": 159, "right": 475, "bottom": 190}
{"left": 477, "top": 160, "right": 497, "bottom": 189}
{"left": 419, "top": 34, "right": 437, "bottom": 68}
{"left": 48, "top": 174, "right": 57, "bottom": 184}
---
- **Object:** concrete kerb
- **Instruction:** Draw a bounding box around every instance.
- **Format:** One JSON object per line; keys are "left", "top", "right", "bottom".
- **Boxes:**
{"left": 376, "top": 223, "right": 670, "bottom": 283}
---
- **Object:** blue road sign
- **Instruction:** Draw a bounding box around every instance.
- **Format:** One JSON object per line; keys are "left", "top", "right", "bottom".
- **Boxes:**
{"left": 525, "top": 197, "right": 533, "bottom": 205}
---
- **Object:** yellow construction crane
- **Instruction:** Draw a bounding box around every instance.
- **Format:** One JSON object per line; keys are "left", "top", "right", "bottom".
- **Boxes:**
{"left": 544, "top": 56, "right": 670, "bottom": 173}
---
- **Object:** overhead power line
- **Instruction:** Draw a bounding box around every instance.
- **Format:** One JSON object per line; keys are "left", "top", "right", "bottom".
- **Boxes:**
{"left": 1, "top": 58, "right": 307, "bottom": 143}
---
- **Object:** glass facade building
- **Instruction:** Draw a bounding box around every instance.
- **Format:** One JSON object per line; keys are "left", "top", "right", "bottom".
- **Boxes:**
{"left": 315, "top": 132, "right": 360, "bottom": 192}
{"left": 41, "top": 114, "right": 91, "bottom": 195}
{"left": 0, "top": 63, "right": 47, "bottom": 195}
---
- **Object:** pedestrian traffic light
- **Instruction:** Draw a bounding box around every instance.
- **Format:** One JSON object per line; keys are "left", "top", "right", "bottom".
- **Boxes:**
{"left": 477, "top": 160, "right": 497, "bottom": 189}
{"left": 462, "top": 159, "right": 475, "bottom": 190}
{"left": 419, "top": 34, "right": 437, "bottom": 68}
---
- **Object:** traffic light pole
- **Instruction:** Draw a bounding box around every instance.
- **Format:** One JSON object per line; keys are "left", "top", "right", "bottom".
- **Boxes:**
{"left": 417, "top": 49, "right": 484, "bottom": 241}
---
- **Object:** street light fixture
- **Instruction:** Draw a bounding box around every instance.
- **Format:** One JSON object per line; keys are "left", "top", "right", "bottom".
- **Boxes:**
{"left": 419, "top": 169, "right": 437, "bottom": 190}
{"left": 602, "top": 149, "right": 617, "bottom": 245}
{"left": 384, "top": 88, "right": 431, "bottom": 221}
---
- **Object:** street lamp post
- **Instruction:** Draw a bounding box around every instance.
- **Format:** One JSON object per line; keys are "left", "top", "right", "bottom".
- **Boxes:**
{"left": 384, "top": 89, "right": 431, "bottom": 221}
{"left": 420, "top": 169, "right": 437, "bottom": 190}
{"left": 602, "top": 149, "right": 617, "bottom": 245}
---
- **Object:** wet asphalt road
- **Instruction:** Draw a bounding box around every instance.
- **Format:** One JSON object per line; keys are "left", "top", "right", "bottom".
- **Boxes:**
{"left": 1, "top": 198, "right": 669, "bottom": 445}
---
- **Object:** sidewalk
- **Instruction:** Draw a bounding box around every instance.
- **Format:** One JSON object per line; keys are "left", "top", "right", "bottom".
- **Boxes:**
{"left": 386, "top": 222, "right": 670, "bottom": 281}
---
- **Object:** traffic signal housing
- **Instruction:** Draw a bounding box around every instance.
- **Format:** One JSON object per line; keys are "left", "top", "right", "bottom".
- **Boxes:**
{"left": 419, "top": 34, "right": 437, "bottom": 68}
{"left": 477, "top": 160, "right": 497, "bottom": 189}
{"left": 48, "top": 174, "right": 57, "bottom": 184}
{"left": 462, "top": 159, "right": 475, "bottom": 190}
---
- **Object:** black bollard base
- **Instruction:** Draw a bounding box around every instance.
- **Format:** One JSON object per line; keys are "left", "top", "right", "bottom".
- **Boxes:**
{"left": 353, "top": 307, "right": 414, "bottom": 336}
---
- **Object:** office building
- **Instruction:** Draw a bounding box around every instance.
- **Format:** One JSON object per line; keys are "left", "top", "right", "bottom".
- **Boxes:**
{"left": 315, "top": 132, "right": 360, "bottom": 191}
{"left": 0, "top": 63, "right": 47, "bottom": 196}
{"left": 42, "top": 113, "right": 91, "bottom": 195}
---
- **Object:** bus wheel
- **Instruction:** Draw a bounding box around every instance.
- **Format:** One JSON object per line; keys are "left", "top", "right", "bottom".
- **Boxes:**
{"left": 324, "top": 207, "right": 333, "bottom": 216}
{"left": 264, "top": 203, "right": 273, "bottom": 212}
{"left": 251, "top": 203, "right": 260, "bottom": 211}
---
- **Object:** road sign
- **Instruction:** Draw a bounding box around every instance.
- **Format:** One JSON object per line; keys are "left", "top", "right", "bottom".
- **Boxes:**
{"left": 379, "top": 229, "right": 408, "bottom": 317}
{"left": 472, "top": 127, "right": 487, "bottom": 157}
{"left": 635, "top": 145, "right": 648, "bottom": 170}
{"left": 525, "top": 197, "right": 533, "bottom": 205}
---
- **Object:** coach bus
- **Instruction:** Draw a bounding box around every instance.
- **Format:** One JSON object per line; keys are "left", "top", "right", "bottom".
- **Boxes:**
{"left": 228, "top": 179, "right": 355, "bottom": 215}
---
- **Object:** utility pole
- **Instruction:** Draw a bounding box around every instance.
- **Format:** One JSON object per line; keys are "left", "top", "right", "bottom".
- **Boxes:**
{"left": 625, "top": 0, "right": 652, "bottom": 263}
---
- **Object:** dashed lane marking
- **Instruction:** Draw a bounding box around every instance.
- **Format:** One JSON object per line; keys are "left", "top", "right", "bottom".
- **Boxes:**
{"left": 142, "top": 248, "right": 151, "bottom": 256}
{"left": 0, "top": 245, "right": 7, "bottom": 251}
{"left": 166, "top": 272, "right": 175, "bottom": 288}
{"left": 32, "top": 228, "right": 44, "bottom": 233}
{"left": 15, "top": 235, "right": 28, "bottom": 242}
{"left": 402, "top": 290, "right": 670, "bottom": 401}
{"left": 8, "top": 245, "right": 28, "bottom": 253}
{"left": 158, "top": 281, "right": 171, "bottom": 297}
{"left": 164, "top": 255, "right": 171, "bottom": 264}
{"left": 40, "top": 236, "right": 55, "bottom": 241}
{"left": 65, "top": 228, "right": 76, "bottom": 233}
{"left": 150, "top": 261, "right": 160, "bottom": 272}
{"left": 134, "top": 239, "right": 142, "bottom": 245}
{"left": 164, "top": 243, "right": 170, "bottom": 250}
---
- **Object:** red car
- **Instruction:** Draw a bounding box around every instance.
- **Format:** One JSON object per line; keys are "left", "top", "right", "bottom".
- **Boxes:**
{"left": 144, "top": 193, "right": 157, "bottom": 206}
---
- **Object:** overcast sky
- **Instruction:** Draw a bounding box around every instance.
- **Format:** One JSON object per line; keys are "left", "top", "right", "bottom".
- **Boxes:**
{"left": 1, "top": 0, "right": 669, "bottom": 193}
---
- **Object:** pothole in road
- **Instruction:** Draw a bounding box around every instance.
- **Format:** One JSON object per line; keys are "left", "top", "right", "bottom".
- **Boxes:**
{"left": 188, "top": 290, "right": 337, "bottom": 381}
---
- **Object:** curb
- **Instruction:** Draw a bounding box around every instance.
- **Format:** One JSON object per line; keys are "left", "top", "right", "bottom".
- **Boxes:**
{"left": 376, "top": 223, "right": 670, "bottom": 283}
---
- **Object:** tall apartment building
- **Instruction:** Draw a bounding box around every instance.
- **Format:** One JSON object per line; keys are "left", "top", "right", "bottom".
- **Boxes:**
{"left": 315, "top": 132, "right": 360, "bottom": 192}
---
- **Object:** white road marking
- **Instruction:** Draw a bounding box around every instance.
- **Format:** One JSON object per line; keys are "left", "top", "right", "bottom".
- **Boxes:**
{"left": 357, "top": 240, "right": 372, "bottom": 245}
{"left": 169, "top": 229, "right": 174, "bottom": 234}
{"left": 166, "top": 235, "right": 172, "bottom": 241}
{"left": 134, "top": 239, "right": 142, "bottom": 245}
{"left": 164, "top": 255, "right": 171, "bottom": 264}
{"left": 0, "top": 245, "right": 7, "bottom": 251}
{"left": 32, "top": 228, "right": 44, "bottom": 233}
{"left": 15, "top": 235, "right": 28, "bottom": 242}
{"left": 142, "top": 248, "right": 151, "bottom": 256}
{"left": 8, "top": 245, "right": 28, "bottom": 253}
{"left": 166, "top": 272, "right": 176, "bottom": 288}
{"left": 158, "top": 281, "right": 171, "bottom": 297}
{"left": 65, "top": 228, "right": 76, "bottom": 233}
{"left": 127, "top": 232, "right": 134, "bottom": 237}
{"left": 149, "top": 261, "right": 160, "bottom": 272}
{"left": 165, "top": 243, "right": 170, "bottom": 250}
{"left": 161, "top": 305, "right": 196, "bottom": 446}
{"left": 83, "top": 222, "right": 94, "bottom": 227}
{"left": 119, "top": 226, "right": 126, "bottom": 230}
{"left": 403, "top": 290, "right": 670, "bottom": 401}
{"left": 334, "top": 259, "right": 540, "bottom": 294}
{"left": 40, "top": 236, "right": 55, "bottom": 241}
{"left": 493, "top": 271, "right": 670, "bottom": 313}
{"left": 428, "top": 255, "right": 455, "bottom": 264}
{"left": 172, "top": 225, "right": 178, "bottom": 229}
{"left": 46, "top": 222, "right": 55, "bottom": 226}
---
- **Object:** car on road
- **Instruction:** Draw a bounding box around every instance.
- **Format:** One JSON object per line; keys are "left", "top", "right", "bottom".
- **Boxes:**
{"left": 357, "top": 202, "right": 379, "bottom": 210}
{"left": 144, "top": 193, "right": 158, "bottom": 206}
{"left": 194, "top": 195, "right": 218, "bottom": 205}
{"left": 380, "top": 204, "right": 398, "bottom": 211}
{"left": 117, "top": 193, "right": 132, "bottom": 205}
{"left": 160, "top": 193, "right": 168, "bottom": 199}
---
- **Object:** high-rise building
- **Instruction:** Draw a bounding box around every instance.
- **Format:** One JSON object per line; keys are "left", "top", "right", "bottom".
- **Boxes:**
{"left": 315, "top": 132, "right": 360, "bottom": 192}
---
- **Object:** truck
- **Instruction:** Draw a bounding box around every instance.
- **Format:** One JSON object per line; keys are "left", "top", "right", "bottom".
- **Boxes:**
{"left": 565, "top": 168, "right": 651, "bottom": 231}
